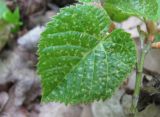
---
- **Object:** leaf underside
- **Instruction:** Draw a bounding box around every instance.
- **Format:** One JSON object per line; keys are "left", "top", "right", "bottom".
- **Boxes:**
{"left": 104, "top": 0, "right": 160, "bottom": 22}
{"left": 38, "top": 4, "right": 136, "bottom": 104}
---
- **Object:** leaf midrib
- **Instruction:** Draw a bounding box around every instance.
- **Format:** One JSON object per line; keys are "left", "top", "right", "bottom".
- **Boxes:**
{"left": 45, "top": 32, "right": 110, "bottom": 99}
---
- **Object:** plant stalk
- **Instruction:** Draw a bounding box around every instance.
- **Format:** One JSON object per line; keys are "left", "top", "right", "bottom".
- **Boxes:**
{"left": 131, "top": 51, "right": 145, "bottom": 114}
{"left": 130, "top": 19, "right": 155, "bottom": 117}
{"left": 131, "top": 41, "right": 151, "bottom": 116}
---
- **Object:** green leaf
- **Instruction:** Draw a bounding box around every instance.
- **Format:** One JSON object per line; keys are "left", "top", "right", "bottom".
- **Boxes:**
{"left": 156, "top": 0, "right": 160, "bottom": 20}
{"left": 38, "top": 4, "right": 137, "bottom": 104}
{"left": 155, "top": 33, "right": 160, "bottom": 42}
{"left": 0, "top": 0, "right": 21, "bottom": 28}
{"left": 3, "top": 7, "right": 21, "bottom": 26}
{"left": 103, "top": 0, "right": 160, "bottom": 22}
{"left": 0, "top": 0, "right": 8, "bottom": 19}
{"left": 42, "top": 4, "right": 111, "bottom": 38}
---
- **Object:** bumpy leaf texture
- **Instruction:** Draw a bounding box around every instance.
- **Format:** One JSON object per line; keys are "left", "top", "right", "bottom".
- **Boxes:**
{"left": 103, "top": 0, "right": 160, "bottom": 22}
{"left": 38, "top": 4, "right": 137, "bottom": 104}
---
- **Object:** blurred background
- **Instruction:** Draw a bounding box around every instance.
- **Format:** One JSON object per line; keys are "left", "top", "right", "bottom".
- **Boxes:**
{"left": 0, "top": 0, "right": 160, "bottom": 117}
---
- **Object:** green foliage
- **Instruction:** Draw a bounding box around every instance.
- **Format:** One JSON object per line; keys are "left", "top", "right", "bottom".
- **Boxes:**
{"left": 103, "top": 0, "right": 160, "bottom": 22}
{"left": 0, "top": 0, "right": 21, "bottom": 27}
{"left": 42, "top": 4, "right": 111, "bottom": 38}
{"left": 0, "top": 1, "right": 8, "bottom": 18}
{"left": 3, "top": 8, "right": 21, "bottom": 26}
{"left": 38, "top": 4, "right": 137, "bottom": 104}
{"left": 155, "top": 33, "right": 160, "bottom": 42}
{"left": 78, "top": 0, "right": 160, "bottom": 22}
{"left": 156, "top": 0, "right": 160, "bottom": 20}
{"left": 0, "top": 1, "right": 21, "bottom": 50}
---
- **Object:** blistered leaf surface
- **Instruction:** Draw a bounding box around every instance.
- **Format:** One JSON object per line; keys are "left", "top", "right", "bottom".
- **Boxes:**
{"left": 38, "top": 4, "right": 136, "bottom": 104}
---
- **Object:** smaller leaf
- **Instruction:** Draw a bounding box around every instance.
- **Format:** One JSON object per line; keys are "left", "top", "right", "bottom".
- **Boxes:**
{"left": 104, "top": 4, "right": 130, "bottom": 22}
{"left": 155, "top": 33, "right": 160, "bottom": 42}
{"left": 3, "top": 7, "right": 21, "bottom": 26}
{"left": 0, "top": 0, "right": 8, "bottom": 19}
{"left": 0, "top": 0, "right": 21, "bottom": 31}
{"left": 103, "top": 0, "right": 160, "bottom": 22}
{"left": 156, "top": 0, "right": 160, "bottom": 20}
